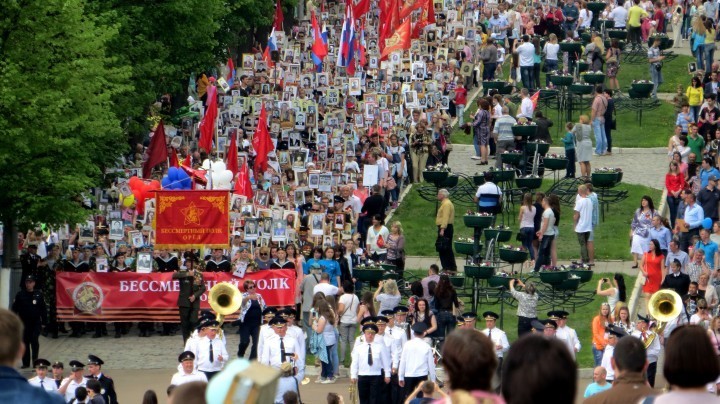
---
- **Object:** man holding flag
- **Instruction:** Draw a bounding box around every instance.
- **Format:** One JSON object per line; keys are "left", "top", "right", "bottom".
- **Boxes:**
{"left": 337, "top": 2, "right": 356, "bottom": 75}
{"left": 311, "top": 11, "right": 328, "bottom": 72}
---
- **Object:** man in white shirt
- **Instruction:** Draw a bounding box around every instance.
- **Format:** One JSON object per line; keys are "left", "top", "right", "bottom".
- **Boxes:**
{"left": 313, "top": 272, "right": 339, "bottom": 297}
{"left": 341, "top": 185, "right": 363, "bottom": 225}
{"left": 474, "top": 171, "right": 503, "bottom": 214}
{"left": 398, "top": 322, "right": 436, "bottom": 400}
{"left": 574, "top": 184, "right": 594, "bottom": 264}
{"left": 610, "top": 3, "right": 629, "bottom": 27}
{"left": 516, "top": 36, "right": 536, "bottom": 90}
{"left": 170, "top": 351, "right": 208, "bottom": 386}
{"left": 600, "top": 325, "right": 626, "bottom": 383}
{"left": 58, "top": 360, "right": 87, "bottom": 403}
{"left": 28, "top": 359, "right": 59, "bottom": 395}
{"left": 279, "top": 308, "right": 306, "bottom": 371}
{"left": 256, "top": 307, "right": 280, "bottom": 364}
{"left": 261, "top": 317, "right": 306, "bottom": 381}
{"left": 631, "top": 314, "right": 662, "bottom": 387}
{"left": 550, "top": 310, "right": 581, "bottom": 359}
{"left": 516, "top": 87, "right": 534, "bottom": 120}
{"left": 195, "top": 321, "right": 228, "bottom": 380}
{"left": 481, "top": 311, "right": 510, "bottom": 391}
{"left": 350, "top": 324, "right": 392, "bottom": 403}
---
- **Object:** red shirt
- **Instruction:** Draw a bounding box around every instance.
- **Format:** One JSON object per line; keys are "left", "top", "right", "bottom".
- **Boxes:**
{"left": 665, "top": 172, "right": 686, "bottom": 194}
{"left": 455, "top": 87, "right": 468, "bottom": 105}
{"left": 654, "top": 9, "right": 665, "bottom": 32}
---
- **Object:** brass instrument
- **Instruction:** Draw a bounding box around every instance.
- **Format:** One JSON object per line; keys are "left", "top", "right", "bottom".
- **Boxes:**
{"left": 209, "top": 282, "right": 243, "bottom": 337}
{"left": 349, "top": 382, "right": 358, "bottom": 404}
{"left": 644, "top": 289, "right": 683, "bottom": 348}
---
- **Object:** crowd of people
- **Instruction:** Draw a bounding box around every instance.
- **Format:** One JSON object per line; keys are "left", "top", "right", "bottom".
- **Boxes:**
{"left": 8, "top": 0, "right": 720, "bottom": 402}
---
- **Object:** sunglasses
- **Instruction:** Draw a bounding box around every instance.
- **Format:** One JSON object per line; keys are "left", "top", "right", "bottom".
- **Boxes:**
{"left": 247, "top": 285, "right": 255, "bottom": 289}
{"left": 260, "top": 253, "right": 269, "bottom": 256}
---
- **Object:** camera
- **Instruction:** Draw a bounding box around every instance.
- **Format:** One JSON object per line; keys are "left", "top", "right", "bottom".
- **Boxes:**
{"left": 602, "top": 278, "right": 608, "bottom": 283}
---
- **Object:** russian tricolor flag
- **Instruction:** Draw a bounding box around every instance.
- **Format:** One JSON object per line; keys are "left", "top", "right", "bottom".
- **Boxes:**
{"left": 311, "top": 11, "right": 328, "bottom": 72}
{"left": 263, "top": 28, "right": 278, "bottom": 68}
{"left": 226, "top": 57, "right": 236, "bottom": 87}
{"left": 337, "top": 3, "right": 356, "bottom": 75}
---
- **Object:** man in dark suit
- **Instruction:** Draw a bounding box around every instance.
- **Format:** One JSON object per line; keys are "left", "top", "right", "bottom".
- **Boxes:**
{"left": 85, "top": 355, "right": 117, "bottom": 404}
{"left": 172, "top": 255, "right": 206, "bottom": 342}
{"left": 661, "top": 258, "right": 691, "bottom": 296}
{"left": 705, "top": 71, "right": 720, "bottom": 98}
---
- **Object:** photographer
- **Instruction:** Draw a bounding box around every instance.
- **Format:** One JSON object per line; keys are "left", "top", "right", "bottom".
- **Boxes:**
{"left": 648, "top": 37, "right": 665, "bottom": 99}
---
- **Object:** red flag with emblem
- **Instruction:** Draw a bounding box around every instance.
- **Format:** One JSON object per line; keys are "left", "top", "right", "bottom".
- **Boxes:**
{"left": 234, "top": 159, "right": 254, "bottom": 200}
{"left": 252, "top": 104, "right": 274, "bottom": 173}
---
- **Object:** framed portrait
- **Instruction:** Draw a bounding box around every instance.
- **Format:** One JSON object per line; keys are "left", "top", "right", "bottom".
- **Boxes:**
{"left": 79, "top": 221, "right": 95, "bottom": 243}
{"left": 109, "top": 220, "right": 124, "bottom": 241}
{"left": 95, "top": 257, "right": 109, "bottom": 273}
{"left": 136, "top": 252, "right": 153, "bottom": 274}
{"left": 244, "top": 218, "right": 260, "bottom": 240}
{"left": 310, "top": 213, "right": 325, "bottom": 236}
{"left": 129, "top": 230, "right": 144, "bottom": 248}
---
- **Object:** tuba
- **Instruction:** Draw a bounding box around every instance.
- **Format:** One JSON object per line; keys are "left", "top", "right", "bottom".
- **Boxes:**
{"left": 645, "top": 289, "right": 683, "bottom": 348}
{"left": 209, "top": 282, "right": 243, "bottom": 333}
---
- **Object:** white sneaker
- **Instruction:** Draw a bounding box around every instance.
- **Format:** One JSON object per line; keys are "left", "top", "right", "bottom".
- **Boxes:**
{"left": 315, "top": 377, "right": 325, "bottom": 384}
{"left": 470, "top": 156, "right": 481, "bottom": 160}
{"left": 321, "top": 377, "right": 337, "bottom": 384}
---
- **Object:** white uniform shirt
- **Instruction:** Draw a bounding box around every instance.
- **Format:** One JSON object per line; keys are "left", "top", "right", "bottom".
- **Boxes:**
{"left": 170, "top": 369, "right": 208, "bottom": 386}
{"left": 195, "top": 335, "right": 228, "bottom": 372}
{"left": 29, "top": 376, "right": 59, "bottom": 394}
{"left": 555, "top": 325, "right": 582, "bottom": 359}
{"left": 631, "top": 330, "right": 662, "bottom": 362}
{"left": 350, "top": 341, "right": 392, "bottom": 378}
{"left": 287, "top": 325, "right": 306, "bottom": 366}
{"left": 379, "top": 332, "right": 401, "bottom": 369}
{"left": 482, "top": 327, "right": 510, "bottom": 358}
{"left": 261, "top": 333, "right": 304, "bottom": 372}
{"left": 388, "top": 325, "right": 408, "bottom": 351}
{"left": 398, "top": 338, "right": 436, "bottom": 381}
{"left": 60, "top": 377, "right": 87, "bottom": 402}
{"left": 256, "top": 324, "right": 273, "bottom": 362}
{"left": 600, "top": 344, "right": 615, "bottom": 381}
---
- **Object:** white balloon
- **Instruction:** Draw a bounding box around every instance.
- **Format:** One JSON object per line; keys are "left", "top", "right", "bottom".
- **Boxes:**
{"left": 220, "top": 170, "right": 234, "bottom": 184}
{"left": 212, "top": 161, "right": 226, "bottom": 173}
{"left": 201, "top": 159, "right": 211, "bottom": 170}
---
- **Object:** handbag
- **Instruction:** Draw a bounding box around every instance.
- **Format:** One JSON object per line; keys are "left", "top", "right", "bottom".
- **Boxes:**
{"left": 377, "top": 234, "right": 386, "bottom": 248}
{"left": 386, "top": 176, "right": 397, "bottom": 190}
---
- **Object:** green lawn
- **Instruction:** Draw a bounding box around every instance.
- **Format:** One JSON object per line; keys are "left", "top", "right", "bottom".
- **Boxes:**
{"left": 450, "top": 55, "right": 693, "bottom": 148}
{"left": 393, "top": 180, "right": 662, "bottom": 260}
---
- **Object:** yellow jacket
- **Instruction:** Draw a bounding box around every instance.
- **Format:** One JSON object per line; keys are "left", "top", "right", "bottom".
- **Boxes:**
{"left": 686, "top": 86, "right": 704, "bottom": 106}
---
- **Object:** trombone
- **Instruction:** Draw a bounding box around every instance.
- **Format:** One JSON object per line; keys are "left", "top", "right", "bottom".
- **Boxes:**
{"left": 644, "top": 289, "right": 683, "bottom": 348}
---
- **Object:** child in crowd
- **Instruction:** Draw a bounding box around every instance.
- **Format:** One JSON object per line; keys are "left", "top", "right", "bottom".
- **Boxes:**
{"left": 562, "top": 122, "right": 576, "bottom": 178}
{"left": 672, "top": 84, "right": 689, "bottom": 114}
{"left": 676, "top": 104, "right": 693, "bottom": 135}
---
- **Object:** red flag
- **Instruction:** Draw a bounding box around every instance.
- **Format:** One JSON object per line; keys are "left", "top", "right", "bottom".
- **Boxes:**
{"left": 381, "top": 17, "right": 411, "bottom": 60}
{"left": 198, "top": 85, "right": 217, "bottom": 153}
{"left": 252, "top": 104, "right": 274, "bottom": 174}
{"left": 399, "top": 0, "right": 424, "bottom": 20}
{"left": 183, "top": 153, "right": 192, "bottom": 168}
{"left": 412, "top": 0, "right": 435, "bottom": 38}
{"left": 226, "top": 131, "right": 239, "bottom": 176}
{"left": 354, "top": 0, "right": 370, "bottom": 18}
{"left": 530, "top": 90, "right": 540, "bottom": 110}
{"left": 274, "top": 0, "right": 284, "bottom": 30}
{"left": 142, "top": 120, "right": 168, "bottom": 178}
{"left": 311, "top": 12, "right": 328, "bottom": 59}
{"left": 234, "top": 159, "right": 254, "bottom": 200}
{"left": 169, "top": 148, "right": 179, "bottom": 168}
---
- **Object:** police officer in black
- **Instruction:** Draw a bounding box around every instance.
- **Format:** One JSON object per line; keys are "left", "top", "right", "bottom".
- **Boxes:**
{"left": 85, "top": 355, "right": 117, "bottom": 404}
{"left": 12, "top": 274, "right": 47, "bottom": 368}
{"left": 205, "top": 248, "right": 231, "bottom": 272}
{"left": 173, "top": 253, "right": 206, "bottom": 342}
{"left": 20, "top": 243, "right": 43, "bottom": 290}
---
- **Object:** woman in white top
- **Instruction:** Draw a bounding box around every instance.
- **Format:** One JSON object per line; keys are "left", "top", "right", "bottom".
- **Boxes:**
{"left": 596, "top": 273, "right": 627, "bottom": 314}
{"left": 533, "top": 196, "right": 556, "bottom": 272}
{"left": 690, "top": 299, "right": 713, "bottom": 329}
{"left": 312, "top": 300, "right": 338, "bottom": 383}
{"left": 518, "top": 193, "right": 537, "bottom": 262}
{"left": 337, "top": 281, "right": 359, "bottom": 365}
{"left": 542, "top": 34, "right": 560, "bottom": 87}
{"left": 366, "top": 214, "right": 390, "bottom": 261}
{"left": 578, "top": 1, "right": 593, "bottom": 31}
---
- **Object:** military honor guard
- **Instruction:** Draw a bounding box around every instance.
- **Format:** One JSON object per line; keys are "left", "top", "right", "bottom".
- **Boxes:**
{"left": 170, "top": 351, "right": 208, "bottom": 386}
{"left": 480, "top": 311, "right": 509, "bottom": 391}
{"left": 256, "top": 307, "right": 280, "bottom": 362}
{"left": 354, "top": 317, "right": 378, "bottom": 348}
{"left": 261, "top": 317, "right": 305, "bottom": 381}
{"left": 51, "top": 361, "right": 64, "bottom": 388}
{"left": 602, "top": 325, "right": 627, "bottom": 383}
{"left": 398, "top": 322, "right": 436, "bottom": 401}
{"left": 28, "top": 359, "right": 59, "bottom": 394}
{"left": 205, "top": 248, "right": 231, "bottom": 272}
{"left": 550, "top": 310, "right": 581, "bottom": 359}
{"left": 280, "top": 308, "right": 306, "bottom": 367}
{"left": 531, "top": 319, "right": 558, "bottom": 337}
{"left": 460, "top": 312, "right": 478, "bottom": 329}
{"left": 390, "top": 306, "right": 409, "bottom": 349}
{"left": 11, "top": 274, "right": 47, "bottom": 368}
{"left": 350, "top": 324, "right": 392, "bottom": 404}
{"left": 195, "top": 320, "right": 228, "bottom": 380}
{"left": 631, "top": 314, "right": 662, "bottom": 387}
{"left": 85, "top": 355, "right": 118, "bottom": 404}
{"left": 172, "top": 254, "right": 206, "bottom": 342}
{"left": 58, "top": 360, "right": 87, "bottom": 403}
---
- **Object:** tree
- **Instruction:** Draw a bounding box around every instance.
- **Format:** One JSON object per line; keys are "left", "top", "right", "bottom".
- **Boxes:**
{"left": 0, "top": 0, "right": 132, "bottom": 262}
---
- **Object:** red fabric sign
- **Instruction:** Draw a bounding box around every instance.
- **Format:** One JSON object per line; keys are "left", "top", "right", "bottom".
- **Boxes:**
{"left": 55, "top": 270, "right": 296, "bottom": 322}
{"left": 154, "top": 190, "right": 230, "bottom": 249}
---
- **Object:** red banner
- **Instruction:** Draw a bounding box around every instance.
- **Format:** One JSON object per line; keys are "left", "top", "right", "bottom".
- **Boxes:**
{"left": 55, "top": 270, "right": 296, "bottom": 322}
{"left": 155, "top": 190, "right": 230, "bottom": 249}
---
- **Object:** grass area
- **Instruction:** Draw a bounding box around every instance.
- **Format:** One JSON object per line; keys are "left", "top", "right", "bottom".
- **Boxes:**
{"left": 393, "top": 180, "right": 662, "bottom": 260}
{"left": 449, "top": 55, "right": 694, "bottom": 148}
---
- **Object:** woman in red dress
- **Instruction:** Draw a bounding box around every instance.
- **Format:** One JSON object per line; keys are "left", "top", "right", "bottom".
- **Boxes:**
{"left": 641, "top": 239, "right": 666, "bottom": 297}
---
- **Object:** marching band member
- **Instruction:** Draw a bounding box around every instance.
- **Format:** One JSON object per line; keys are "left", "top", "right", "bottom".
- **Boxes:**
{"left": 631, "top": 314, "right": 661, "bottom": 387}
{"left": 481, "top": 311, "right": 509, "bottom": 391}
{"left": 170, "top": 351, "right": 207, "bottom": 386}
{"left": 28, "top": 359, "right": 59, "bottom": 395}
{"left": 351, "top": 324, "right": 392, "bottom": 404}
{"left": 550, "top": 310, "right": 581, "bottom": 359}
{"left": 398, "top": 322, "right": 436, "bottom": 401}
{"left": 194, "top": 320, "right": 228, "bottom": 381}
